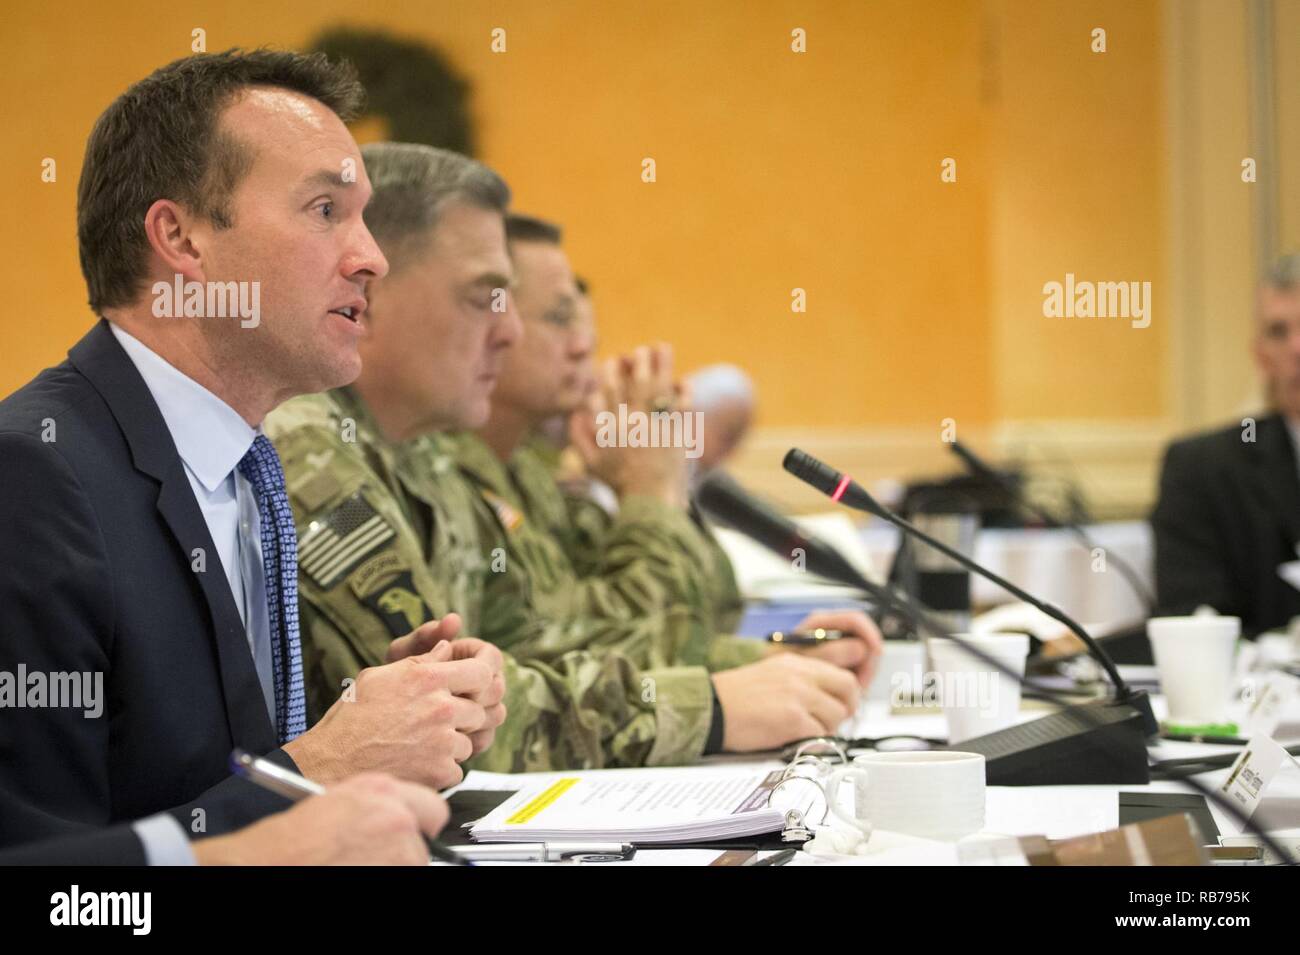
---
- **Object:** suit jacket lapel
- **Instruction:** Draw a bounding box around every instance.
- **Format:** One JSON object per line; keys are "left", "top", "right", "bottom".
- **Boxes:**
{"left": 68, "top": 320, "right": 277, "bottom": 752}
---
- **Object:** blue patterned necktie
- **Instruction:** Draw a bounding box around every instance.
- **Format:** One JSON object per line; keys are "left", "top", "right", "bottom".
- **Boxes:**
{"left": 237, "top": 434, "right": 307, "bottom": 744}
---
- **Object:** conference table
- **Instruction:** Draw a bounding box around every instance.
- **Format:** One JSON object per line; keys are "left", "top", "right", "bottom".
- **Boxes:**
{"left": 459, "top": 522, "right": 1294, "bottom": 866}
{"left": 452, "top": 690, "right": 1300, "bottom": 866}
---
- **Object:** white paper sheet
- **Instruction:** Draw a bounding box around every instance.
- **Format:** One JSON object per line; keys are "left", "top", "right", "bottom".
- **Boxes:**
{"left": 467, "top": 763, "right": 807, "bottom": 843}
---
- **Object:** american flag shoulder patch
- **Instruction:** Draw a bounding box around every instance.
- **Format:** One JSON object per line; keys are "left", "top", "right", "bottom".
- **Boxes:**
{"left": 480, "top": 488, "right": 524, "bottom": 533}
{"left": 298, "top": 493, "right": 397, "bottom": 590}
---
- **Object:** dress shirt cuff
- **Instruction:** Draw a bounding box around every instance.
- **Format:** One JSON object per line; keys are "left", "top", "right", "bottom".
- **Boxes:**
{"left": 132, "top": 813, "right": 197, "bottom": 866}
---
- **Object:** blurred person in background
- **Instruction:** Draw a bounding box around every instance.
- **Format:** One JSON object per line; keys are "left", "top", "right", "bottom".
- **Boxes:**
{"left": 1152, "top": 252, "right": 1300, "bottom": 636}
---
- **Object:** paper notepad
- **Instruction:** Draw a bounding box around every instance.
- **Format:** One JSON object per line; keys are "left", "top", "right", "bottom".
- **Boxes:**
{"left": 467, "top": 764, "right": 807, "bottom": 844}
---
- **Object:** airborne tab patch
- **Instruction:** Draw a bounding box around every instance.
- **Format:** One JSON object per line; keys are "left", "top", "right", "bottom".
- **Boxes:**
{"left": 298, "top": 493, "right": 396, "bottom": 589}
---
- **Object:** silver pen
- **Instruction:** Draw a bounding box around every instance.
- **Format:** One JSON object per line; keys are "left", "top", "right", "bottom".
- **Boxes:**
{"left": 230, "top": 748, "right": 471, "bottom": 867}
{"left": 231, "top": 749, "right": 326, "bottom": 799}
{"left": 451, "top": 842, "right": 635, "bottom": 862}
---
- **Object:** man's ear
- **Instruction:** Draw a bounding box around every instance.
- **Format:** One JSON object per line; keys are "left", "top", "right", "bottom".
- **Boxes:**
{"left": 142, "top": 198, "right": 207, "bottom": 286}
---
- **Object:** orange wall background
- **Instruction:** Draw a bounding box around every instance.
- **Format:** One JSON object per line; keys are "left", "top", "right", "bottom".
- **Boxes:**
{"left": 3, "top": 0, "right": 1167, "bottom": 439}
{"left": 987, "top": 0, "right": 1166, "bottom": 422}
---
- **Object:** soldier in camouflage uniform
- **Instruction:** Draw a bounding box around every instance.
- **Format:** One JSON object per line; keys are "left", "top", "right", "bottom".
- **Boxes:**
{"left": 465, "top": 215, "right": 884, "bottom": 683}
{"left": 268, "top": 387, "right": 716, "bottom": 770}
{"left": 527, "top": 431, "right": 748, "bottom": 637}
{"left": 564, "top": 283, "right": 749, "bottom": 636}
{"left": 455, "top": 428, "right": 764, "bottom": 672}
{"left": 519, "top": 279, "right": 748, "bottom": 636}
{"left": 269, "top": 143, "right": 863, "bottom": 771}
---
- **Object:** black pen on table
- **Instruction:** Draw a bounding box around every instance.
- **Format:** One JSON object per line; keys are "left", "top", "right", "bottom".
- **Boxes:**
{"left": 230, "top": 748, "right": 471, "bottom": 867}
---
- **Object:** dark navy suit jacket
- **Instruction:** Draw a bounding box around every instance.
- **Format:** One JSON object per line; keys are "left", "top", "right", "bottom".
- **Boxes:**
{"left": 0, "top": 320, "right": 293, "bottom": 851}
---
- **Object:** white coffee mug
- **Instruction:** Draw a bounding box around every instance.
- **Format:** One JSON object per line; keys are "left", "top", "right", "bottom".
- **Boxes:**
{"left": 823, "top": 750, "right": 986, "bottom": 842}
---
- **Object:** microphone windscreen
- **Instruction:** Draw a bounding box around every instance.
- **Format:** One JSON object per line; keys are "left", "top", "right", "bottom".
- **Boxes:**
{"left": 782, "top": 447, "right": 840, "bottom": 496}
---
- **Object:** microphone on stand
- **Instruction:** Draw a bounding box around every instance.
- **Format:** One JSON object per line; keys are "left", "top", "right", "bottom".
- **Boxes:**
{"left": 694, "top": 471, "right": 873, "bottom": 596}
{"left": 694, "top": 471, "right": 923, "bottom": 640}
{"left": 783, "top": 448, "right": 1151, "bottom": 712}
{"left": 694, "top": 469, "right": 1067, "bottom": 672}
{"left": 698, "top": 468, "right": 1152, "bottom": 785}
{"left": 782, "top": 447, "right": 1159, "bottom": 745}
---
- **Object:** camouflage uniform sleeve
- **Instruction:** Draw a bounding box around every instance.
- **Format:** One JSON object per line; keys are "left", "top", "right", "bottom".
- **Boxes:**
{"left": 514, "top": 448, "right": 720, "bottom": 626}
{"left": 468, "top": 656, "right": 713, "bottom": 772}
{"left": 453, "top": 437, "right": 712, "bottom": 669}
{"left": 474, "top": 496, "right": 716, "bottom": 670}
{"left": 479, "top": 552, "right": 715, "bottom": 672}
{"left": 557, "top": 485, "right": 612, "bottom": 578}
{"left": 557, "top": 467, "right": 747, "bottom": 638}
{"left": 707, "top": 635, "right": 769, "bottom": 671}
{"left": 697, "top": 512, "right": 747, "bottom": 635}
{"left": 577, "top": 492, "right": 721, "bottom": 621}
{"left": 555, "top": 473, "right": 758, "bottom": 670}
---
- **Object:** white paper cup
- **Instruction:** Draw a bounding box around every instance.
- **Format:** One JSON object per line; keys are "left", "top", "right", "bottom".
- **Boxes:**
{"left": 825, "top": 750, "right": 986, "bottom": 841}
{"left": 926, "top": 634, "right": 1030, "bottom": 743}
{"left": 1146, "top": 615, "right": 1239, "bottom": 724}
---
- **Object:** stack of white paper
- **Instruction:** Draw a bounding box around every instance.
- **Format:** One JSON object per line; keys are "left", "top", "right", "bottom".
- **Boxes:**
{"left": 468, "top": 765, "right": 807, "bottom": 844}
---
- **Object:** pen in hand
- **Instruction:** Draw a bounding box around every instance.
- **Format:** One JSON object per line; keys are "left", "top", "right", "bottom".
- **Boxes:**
{"left": 230, "top": 749, "right": 471, "bottom": 867}
{"left": 765, "top": 628, "right": 845, "bottom": 646}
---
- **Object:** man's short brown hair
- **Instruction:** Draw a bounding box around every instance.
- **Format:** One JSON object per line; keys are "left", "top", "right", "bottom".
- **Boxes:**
{"left": 359, "top": 142, "right": 511, "bottom": 275}
{"left": 504, "top": 213, "right": 562, "bottom": 247}
{"left": 77, "top": 48, "right": 365, "bottom": 313}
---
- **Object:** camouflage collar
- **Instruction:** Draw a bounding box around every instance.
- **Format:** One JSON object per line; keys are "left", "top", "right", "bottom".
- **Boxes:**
{"left": 447, "top": 430, "right": 519, "bottom": 500}
{"left": 327, "top": 387, "right": 450, "bottom": 482}
{"left": 330, "top": 386, "right": 383, "bottom": 443}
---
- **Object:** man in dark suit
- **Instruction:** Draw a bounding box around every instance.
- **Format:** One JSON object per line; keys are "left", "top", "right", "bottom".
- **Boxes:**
{"left": 0, "top": 49, "right": 505, "bottom": 859}
{"left": 1152, "top": 253, "right": 1300, "bottom": 636}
